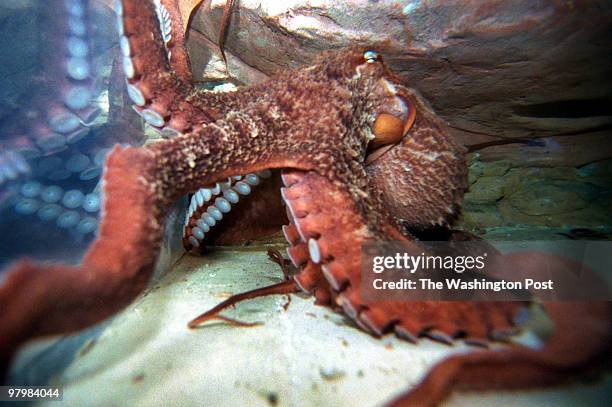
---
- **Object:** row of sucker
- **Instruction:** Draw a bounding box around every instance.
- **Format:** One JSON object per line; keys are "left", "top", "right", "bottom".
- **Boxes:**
{"left": 279, "top": 171, "right": 522, "bottom": 346}
{"left": 0, "top": 0, "right": 133, "bottom": 269}
{"left": 4, "top": 0, "right": 101, "bottom": 234}
{"left": 1, "top": 0, "right": 101, "bottom": 186}
{"left": 153, "top": 0, "right": 173, "bottom": 59}
{"left": 14, "top": 180, "right": 100, "bottom": 235}
{"left": 42, "top": 0, "right": 101, "bottom": 155}
{"left": 182, "top": 170, "right": 272, "bottom": 248}
{"left": 115, "top": 0, "right": 184, "bottom": 138}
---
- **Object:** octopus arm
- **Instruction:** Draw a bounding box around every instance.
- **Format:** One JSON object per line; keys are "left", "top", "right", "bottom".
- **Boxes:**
{"left": 155, "top": 0, "right": 195, "bottom": 83}
{"left": 0, "top": 0, "right": 100, "bottom": 179}
{"left": 280, "top": 169, "right": 524, "bottom": 342}
{"left": 0, "top": 98, "right": 349, "bottom": 374}
{"left": 118, "top": 0, "right": 213, "bottom": 134}
{"left": 0, "top": 145, "right": 159, "bottom": 377}
{"left": 276, "top": 168, "right": 611, "bottom": 405}
{"left": 390, "top": 300, "right": 612, "bottom": 406}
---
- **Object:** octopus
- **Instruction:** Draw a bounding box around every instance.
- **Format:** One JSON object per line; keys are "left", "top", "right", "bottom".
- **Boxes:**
{"left": 0, "top": 0, "right": 147, "bottom": 269}
{"left": 0, "top": 1, "right": 610, "bottom": 406}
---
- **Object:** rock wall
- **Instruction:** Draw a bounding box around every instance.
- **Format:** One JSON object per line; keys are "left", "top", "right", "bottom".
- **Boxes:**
{"left": 458, "top": 157, "right": 612, "bottom": 232}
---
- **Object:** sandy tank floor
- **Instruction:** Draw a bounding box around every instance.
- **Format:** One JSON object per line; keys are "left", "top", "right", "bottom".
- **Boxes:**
{"left": 7, "top": 243, "right": 609, "bottom": 407}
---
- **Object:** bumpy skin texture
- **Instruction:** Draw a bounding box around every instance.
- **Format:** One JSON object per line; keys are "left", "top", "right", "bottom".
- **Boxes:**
{"left": 366, "top": 87, "right": 469, "bottom": 231}
{"left": 0, "top": 1, "right": 610, "bottom": 406}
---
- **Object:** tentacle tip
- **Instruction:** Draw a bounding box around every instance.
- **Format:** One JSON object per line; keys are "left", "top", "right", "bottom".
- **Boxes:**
{"left": 187, "top": 316, "right": 205, "bottom": 329}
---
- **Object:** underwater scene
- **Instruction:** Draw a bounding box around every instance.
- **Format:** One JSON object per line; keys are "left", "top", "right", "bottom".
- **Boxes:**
{"left": 0, "top": 0, "right": 610, "bottom": 406}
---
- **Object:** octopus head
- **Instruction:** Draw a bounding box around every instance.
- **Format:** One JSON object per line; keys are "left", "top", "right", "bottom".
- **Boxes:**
{"left": 349, "top": 49, "right": 468, "bottom": 229}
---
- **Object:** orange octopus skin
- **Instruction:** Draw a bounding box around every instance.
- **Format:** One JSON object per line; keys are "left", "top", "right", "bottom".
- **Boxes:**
{"left": 0, "top": 1, "right": 610, "bottom": 406}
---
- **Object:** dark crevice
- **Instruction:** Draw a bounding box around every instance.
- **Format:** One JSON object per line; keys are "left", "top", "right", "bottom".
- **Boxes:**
{"left": 464, "top": 123, "right": 612, "bottom": 153}
{"left": 513, "top": 98, "right": 612, "bottom": 118}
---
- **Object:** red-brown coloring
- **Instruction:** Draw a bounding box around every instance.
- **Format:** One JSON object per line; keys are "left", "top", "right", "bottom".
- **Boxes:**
{"left": 0, "top": 2, "right": 609, "bottom": 406}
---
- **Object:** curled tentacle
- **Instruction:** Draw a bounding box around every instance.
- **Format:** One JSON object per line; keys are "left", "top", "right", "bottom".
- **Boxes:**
{"left": 280, "top": 168, "right": 524, "bottom": 342}
{"left": 188, "top": 280, "right": 297, "bottom": 328}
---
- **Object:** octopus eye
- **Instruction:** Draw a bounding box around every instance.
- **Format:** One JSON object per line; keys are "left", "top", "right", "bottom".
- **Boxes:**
{"left": 370, "top": 96, "right": 416, "bottom": 151}
{"left": 363, "top": 50, "right": 378, "bottom": 63}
